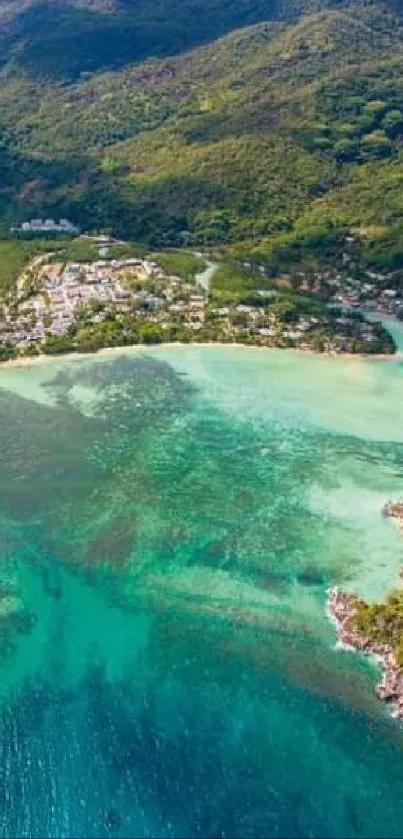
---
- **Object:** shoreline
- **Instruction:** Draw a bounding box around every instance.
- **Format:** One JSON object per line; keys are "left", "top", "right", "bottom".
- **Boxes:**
{"left": 326, "top": 587, "right": 403, "bottom": 719}
{"left": 0, "top": 341, "right": 400, "bottom": 371}
{"left": 327, "top": 500, "right": 403, "bottom": 721}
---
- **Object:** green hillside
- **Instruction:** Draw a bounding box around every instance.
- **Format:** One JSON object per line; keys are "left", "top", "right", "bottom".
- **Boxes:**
{"left": 0, "top": 0, "right": 315, "bottom": 80}
{"left": 0, "top": 0, "right": 403, "bottom": 269}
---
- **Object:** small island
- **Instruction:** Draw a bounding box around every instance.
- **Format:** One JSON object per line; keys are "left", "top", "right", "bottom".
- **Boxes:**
{"left": 0, "top": 237, "right": 396, "bottom": 363}
{"left": 328, "top": 499, "right": 403, "bottom": 719}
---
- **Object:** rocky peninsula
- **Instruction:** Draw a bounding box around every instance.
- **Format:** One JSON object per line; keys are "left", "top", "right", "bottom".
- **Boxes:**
{"left": 327, "top": 587, "right": 403, "bottom": 718}
{"left": 327, "top": 499, "right": 403, "bottom": 719}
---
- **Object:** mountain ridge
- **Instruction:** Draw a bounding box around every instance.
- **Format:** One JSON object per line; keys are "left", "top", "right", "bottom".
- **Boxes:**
{"left": 0, "top": 0, "right": 402, "bottom": 271}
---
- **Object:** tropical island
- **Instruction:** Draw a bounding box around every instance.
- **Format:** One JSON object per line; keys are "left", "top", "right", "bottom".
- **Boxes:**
{"left": 2, "top": 0, "right": 403, "bottom": 833}
{"left": 328, "top": 501, "right": 403, "bottom": 719}
{"left": 0, "top": 233, "right": 396, "bottom": 362}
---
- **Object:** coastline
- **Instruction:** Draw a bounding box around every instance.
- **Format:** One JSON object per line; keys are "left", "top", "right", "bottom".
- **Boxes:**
{"left": 327, "top": 587, "right": 403, "bottom": 719}
{"left": 0, "top": 341, "right": 400, "bottom": 372}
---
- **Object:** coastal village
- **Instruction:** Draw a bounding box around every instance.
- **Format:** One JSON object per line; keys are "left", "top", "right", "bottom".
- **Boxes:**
{"left": 8, "top": 255, "right": 205, "bottom": 344}
{"left": 243, "top": 260, "right": 403, "bottom": 321}
{"left": 238, "top": 225, "right": 403, "bottom": 326}
{"left": 0, "top": 244, "right": 207, "bottom": 354}
{"left": 0, "top": 230, "right": 396, "bottom": 358}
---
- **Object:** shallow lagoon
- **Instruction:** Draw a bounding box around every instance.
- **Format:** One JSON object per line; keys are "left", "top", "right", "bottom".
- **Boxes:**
{"left": 1, "top": 345, "right": 403, "bottom": 837}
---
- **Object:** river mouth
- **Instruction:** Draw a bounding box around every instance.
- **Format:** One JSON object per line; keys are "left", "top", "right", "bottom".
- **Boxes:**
{"left": 1, "top": 346, "right": 403, "bottom": 838}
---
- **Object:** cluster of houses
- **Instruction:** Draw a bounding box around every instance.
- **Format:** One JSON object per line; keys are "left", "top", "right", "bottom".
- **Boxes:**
{"left": 10, "top": 218, "right": 80, "bottom": 235}
{"left": 0, "top": 240, "right": 394, "bottom": 355}
{"left": 333, "top": 280, "right": 403, "bottom": 318}
{"left": 303, "top": 259, "right": 403, "bottom": 320}
{"left": 209, "top": 302, "right": 317, "bottom": 343}
{"left": 240, "top": 239, "right": 403, "bottom": 320}
{"left": 3, "top": 256, "right": 206, "bottom": 348}
{"left": 208, "top": 301, "right": 381, "bottom": 350}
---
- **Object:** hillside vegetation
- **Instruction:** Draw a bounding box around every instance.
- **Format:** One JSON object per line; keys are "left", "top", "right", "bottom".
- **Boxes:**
{"left": 0, "top": 0, "right": 321, "bottom": 80}
{"left": 0, "top": 0, "right": 403, "bottom": 269}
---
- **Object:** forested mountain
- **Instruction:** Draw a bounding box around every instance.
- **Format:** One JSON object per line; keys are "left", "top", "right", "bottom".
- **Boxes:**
{"left": 0, "top": 0, "right": 332, "bottom": 79}
{"left": 0, "top": 0, "right": 403, "bottom": 267}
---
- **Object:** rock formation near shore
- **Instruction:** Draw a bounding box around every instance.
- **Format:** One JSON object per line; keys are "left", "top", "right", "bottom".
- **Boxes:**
{"left": 326, "top": 498, "right": 403, "bottom": 719}
{"left": 382, "top": 500, "right": 403, "bottom": 525}
{"left": 327, "top": 587, "right": 403, "bottom": 718}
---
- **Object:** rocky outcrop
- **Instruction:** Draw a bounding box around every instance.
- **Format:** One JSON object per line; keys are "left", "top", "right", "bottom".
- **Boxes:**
{"left": 326, "top": 499, "right": 403, "bottom": 719}
{"left": 326, "top": 587, "right": 403, "bottom": 719}
{"left": 382, "top": 500, "right": 403, "bottom": 524}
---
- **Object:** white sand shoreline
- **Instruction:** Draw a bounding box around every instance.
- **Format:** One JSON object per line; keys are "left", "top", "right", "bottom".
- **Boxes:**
{"left": 0, "top": 341, "right": 400, "bottom": 372}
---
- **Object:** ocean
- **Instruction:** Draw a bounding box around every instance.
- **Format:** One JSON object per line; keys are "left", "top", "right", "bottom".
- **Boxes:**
{"left": 0, "top": 345, "right": 403, "bottom": 837}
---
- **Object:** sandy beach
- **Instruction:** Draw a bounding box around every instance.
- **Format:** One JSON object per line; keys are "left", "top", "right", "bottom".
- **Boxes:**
{"left": 0, "top": 341, "right": 400, "bottom": 372}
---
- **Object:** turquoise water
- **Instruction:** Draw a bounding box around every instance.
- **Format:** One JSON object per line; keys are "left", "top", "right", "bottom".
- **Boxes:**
{"left": 1, "top": 346, "right": 403, "bottom": 836}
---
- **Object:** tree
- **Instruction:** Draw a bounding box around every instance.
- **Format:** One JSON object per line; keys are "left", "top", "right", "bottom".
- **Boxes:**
{"left": 138, "top": 323, "right": 163, "bottom": 344}
{"left": 334, "top": 138, "right": 359, "bottom": 162}
{"left": 42, "top": 335, "right": 73, "bottom": 354}
{"left": 0, "top": 342, "right": 15, "bottom": 361}
{"left": 363, "top": 100, "right": 388, "bottom": 118}
{"left": 382, "top": 109, "right": 403, "bottom": 139}
{"left": 354, "top": 112, "right": 377, "bottom": 136}
{"left": 360, "top": 130, "right": 392, "bottom": 160}
{"left": 271, "top": 298, "right": 299, "bottom": 323}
